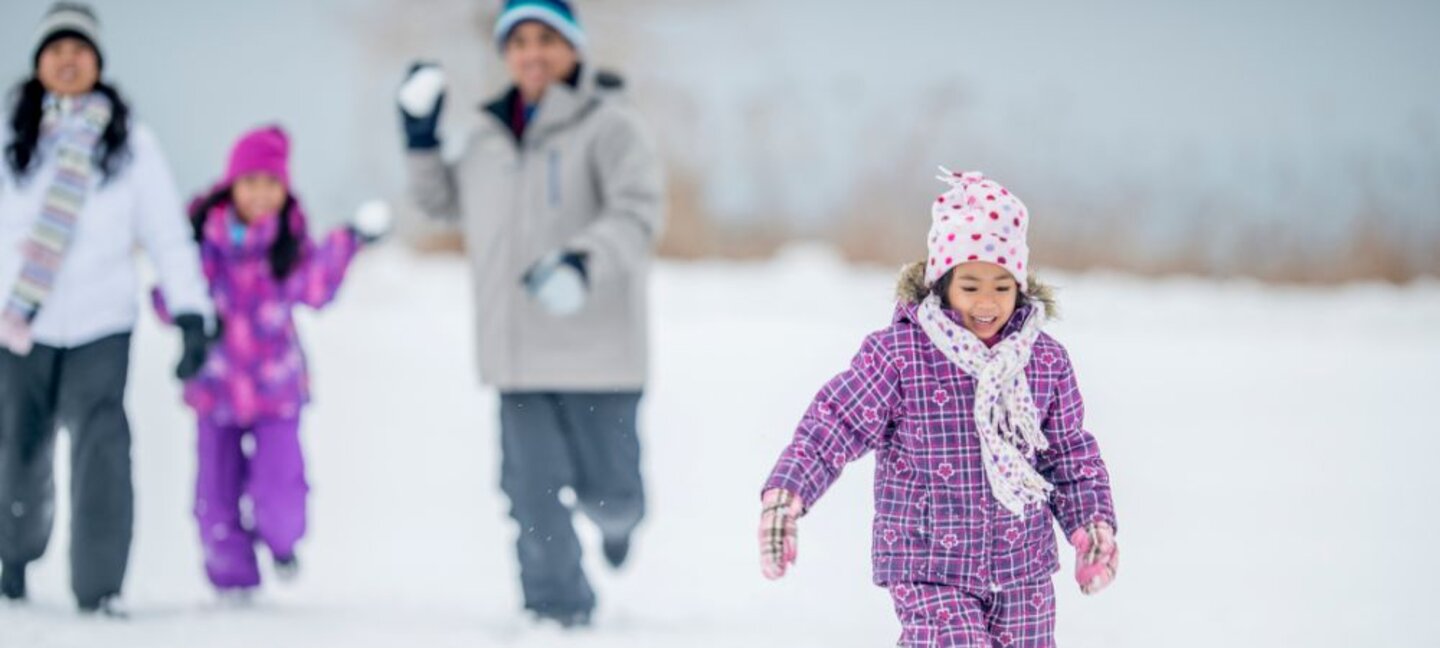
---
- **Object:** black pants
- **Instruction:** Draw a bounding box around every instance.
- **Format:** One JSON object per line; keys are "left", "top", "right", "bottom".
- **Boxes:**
{"left": 499, "top": 391, "right": 645, "bottom": 615}
{"left": 0, "top": 333, "right": 133, "bottom": 607}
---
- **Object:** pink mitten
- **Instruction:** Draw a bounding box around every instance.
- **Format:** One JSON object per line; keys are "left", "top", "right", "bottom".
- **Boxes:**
{"left": 1069, "top": 522, "right": 1118, "bottom": 595}
{"left": 759, "top": 488, "right": 803, "bottom": 580}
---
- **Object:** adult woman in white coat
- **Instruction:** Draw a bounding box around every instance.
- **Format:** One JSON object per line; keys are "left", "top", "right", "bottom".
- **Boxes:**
{"left": 0, "top": 3, "right": 212, "bottom": 616}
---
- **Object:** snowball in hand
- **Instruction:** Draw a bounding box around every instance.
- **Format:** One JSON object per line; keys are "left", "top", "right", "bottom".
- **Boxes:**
{"left": 526, "top": 254, "right": 588, "bottom": 317}
{"left": 353, "top": 200, "right": 394, "bottom": 241}
{"left": 534, "top": 264, "right": 586, "bottom": 316}
{"left": 398, "top": 65, "right": 447, "bottom": 118}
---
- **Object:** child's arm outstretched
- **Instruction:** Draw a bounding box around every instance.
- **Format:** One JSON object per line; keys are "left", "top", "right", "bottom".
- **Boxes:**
{"left": 1036, "top": 346, "right": 1119, "bottom": 594}
{"left": 759, "top": 331, "right": 901, "bottom": 579}
{"left": 284, "top": 228, "right": 364, "bottom": 309}
{"left": 284, "top": 199, "right": 393, "bottom": 310}
{"left": 285, "top": 202, "right": 391, "bottom": 309}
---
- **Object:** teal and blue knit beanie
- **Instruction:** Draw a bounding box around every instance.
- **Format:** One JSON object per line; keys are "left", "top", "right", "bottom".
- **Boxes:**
{"left": 494, "top": 0, "right": 585, "bottom": 53}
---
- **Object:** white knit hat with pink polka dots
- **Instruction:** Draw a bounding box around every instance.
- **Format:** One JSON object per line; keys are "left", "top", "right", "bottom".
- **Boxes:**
{"left": 926, "top": 167, "right": 1031, "bottom": 292}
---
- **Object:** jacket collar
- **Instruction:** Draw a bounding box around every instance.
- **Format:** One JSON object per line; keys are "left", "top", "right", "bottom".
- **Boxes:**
{"left": 482, "top": 64, "right": 618, "bottom": 146}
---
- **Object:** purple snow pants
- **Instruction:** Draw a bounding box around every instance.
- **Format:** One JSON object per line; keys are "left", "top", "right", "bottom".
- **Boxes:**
{"left": 194, "top": 416, "right": 308, "bottom": 589}
{"left": 888, "top": 581, "right": 1056, "bottom": 647}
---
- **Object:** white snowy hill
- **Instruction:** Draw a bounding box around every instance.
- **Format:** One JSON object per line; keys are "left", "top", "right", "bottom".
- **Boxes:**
{"left": 2, "top": 247, "right": 1437, "bottom": 647}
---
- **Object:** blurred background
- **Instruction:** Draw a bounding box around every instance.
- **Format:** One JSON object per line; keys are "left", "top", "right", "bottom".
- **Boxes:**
{"left": 2, "top": 0, "right": 1436, "bottom": 281}
{"left": 1, "top": 2, "right": 1437, "bottom": 647}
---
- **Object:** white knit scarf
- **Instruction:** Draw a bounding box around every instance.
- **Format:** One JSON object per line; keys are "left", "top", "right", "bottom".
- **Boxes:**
{"left": 916, "top": 294, "right": 1052, "bottom": 517}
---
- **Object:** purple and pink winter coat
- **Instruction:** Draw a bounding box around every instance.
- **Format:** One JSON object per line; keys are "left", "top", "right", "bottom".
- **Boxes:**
{"left": 155, "top": 196, "right": 361, "bottom": 427}
{"left": 763, "top": 285, "right": 1116, "bottom": 592}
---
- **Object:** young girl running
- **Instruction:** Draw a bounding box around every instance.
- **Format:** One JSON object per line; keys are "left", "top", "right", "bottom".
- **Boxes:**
{"left": 156, "top": 125, "right": 389, "bottom": 596}
{"left": 759, "top": 169, "right": 1119, "bottom": 646}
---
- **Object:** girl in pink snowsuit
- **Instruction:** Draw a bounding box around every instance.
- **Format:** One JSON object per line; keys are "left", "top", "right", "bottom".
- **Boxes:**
{"left": 759, "top": 169, "right": 1119, "bottom": 647}
{"left": 155, "top": 125, "right": 388, "bottom": 594}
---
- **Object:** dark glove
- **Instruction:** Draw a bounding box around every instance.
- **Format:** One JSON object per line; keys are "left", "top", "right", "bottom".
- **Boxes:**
{"left": 398, "top": 62, "right": 446, "bottom": 151}
{"left": 174, "top": 314, "right": 211, "bottom": 380}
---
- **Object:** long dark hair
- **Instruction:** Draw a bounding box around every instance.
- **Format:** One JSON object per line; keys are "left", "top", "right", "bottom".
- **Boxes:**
{"left": 189, "top": 186, "right": 302, "bottom": 280}
{"left": 5, "top": 77, "right": 131, "bottom": 182}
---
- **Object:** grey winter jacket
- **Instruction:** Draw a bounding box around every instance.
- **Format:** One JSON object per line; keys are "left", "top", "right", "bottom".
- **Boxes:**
{"left": 406, "top": 67, "right": 664, "bottom": 390}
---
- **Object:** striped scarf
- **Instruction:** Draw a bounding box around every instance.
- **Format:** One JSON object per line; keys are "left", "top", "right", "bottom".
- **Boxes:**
{"left": 916, "top": 294, "right": 1053, "bottom": 518}
{"left": 0, "top": 93, "right": 113, "bottom": 355}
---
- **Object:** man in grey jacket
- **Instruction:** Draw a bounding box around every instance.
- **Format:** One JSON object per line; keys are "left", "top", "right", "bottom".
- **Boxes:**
{"left": 399, "top": 0, "right": 663, "bottom": 628}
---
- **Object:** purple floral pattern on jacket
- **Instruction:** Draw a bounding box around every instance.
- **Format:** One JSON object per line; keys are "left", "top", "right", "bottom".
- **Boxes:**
{"left": 155, "top": 198, "right": 359, "bottom": 427}
{"left": 764, "top": 303, "right": 1116, "bottom": 591}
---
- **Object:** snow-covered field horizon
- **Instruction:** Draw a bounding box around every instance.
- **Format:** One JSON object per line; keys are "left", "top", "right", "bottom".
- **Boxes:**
{"left": 3, "top": 247, "right": 1437, "bottom": 647}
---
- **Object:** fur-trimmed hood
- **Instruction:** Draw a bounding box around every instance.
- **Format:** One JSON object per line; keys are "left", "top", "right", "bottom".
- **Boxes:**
{"left": 894, "top": 260, "right": 1058, "bottom": 319}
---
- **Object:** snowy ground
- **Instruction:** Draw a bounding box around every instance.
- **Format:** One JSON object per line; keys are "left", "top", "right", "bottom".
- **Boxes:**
{"left": 3, "top": 246, "right": 1438, "bottom": 647}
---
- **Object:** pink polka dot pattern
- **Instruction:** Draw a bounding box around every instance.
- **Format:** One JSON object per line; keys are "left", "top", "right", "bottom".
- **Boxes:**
{"left": 926, "top": 168, "right": 1031, "bottom": 292}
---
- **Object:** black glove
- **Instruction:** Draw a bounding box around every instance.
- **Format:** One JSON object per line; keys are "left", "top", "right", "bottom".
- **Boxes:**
{"left": 399, "top": 62, "right": 445, "bottom": 151}
{"left": 174, "top": 314, "right": 210, "bottom": 380}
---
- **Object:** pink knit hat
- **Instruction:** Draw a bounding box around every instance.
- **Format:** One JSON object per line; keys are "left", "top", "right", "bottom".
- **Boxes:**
{"left": 224, "top": 125, "right": 290, "bottom": 188}
{"left": 925, "top": 168, "right": 1031, "bottom": 292}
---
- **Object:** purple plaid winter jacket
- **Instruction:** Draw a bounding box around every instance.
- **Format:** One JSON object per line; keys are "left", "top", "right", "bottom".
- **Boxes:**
{"left": 763, "top": 299, "right": 1116, "bottom": 591}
